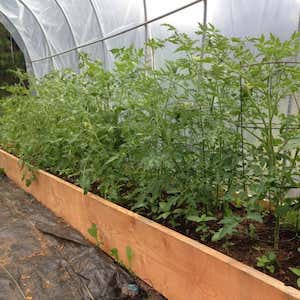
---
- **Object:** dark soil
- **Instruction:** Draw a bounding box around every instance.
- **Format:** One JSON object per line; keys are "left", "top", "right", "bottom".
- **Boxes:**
{"left": 0, "top": 176, "right": 165, "bottom": 300}
{"left": 89, "top": 178, "right": 300, "bottom": 290}
{"left": 155, "top": 213, "right": 300, "bottom": 290}
{"left": 88, "top": 178, "right": 299, "bottom": 290}
{"left": 2, "top": 160, "right": 299, "bottom": 292}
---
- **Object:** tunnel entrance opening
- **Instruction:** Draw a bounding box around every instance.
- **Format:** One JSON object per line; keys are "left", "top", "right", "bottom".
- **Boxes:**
{"left": 0, "top": 23, "right": 26, "bottom": 97}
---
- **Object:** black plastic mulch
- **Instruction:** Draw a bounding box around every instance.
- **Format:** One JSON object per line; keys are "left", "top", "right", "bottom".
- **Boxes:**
{"left": 0, "top": 176, "right": 165, "bottom": 300}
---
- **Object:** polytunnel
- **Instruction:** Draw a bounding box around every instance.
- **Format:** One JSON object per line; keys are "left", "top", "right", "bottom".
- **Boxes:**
{"left": 0, "top": 0, "right": 300, "bottom": 78}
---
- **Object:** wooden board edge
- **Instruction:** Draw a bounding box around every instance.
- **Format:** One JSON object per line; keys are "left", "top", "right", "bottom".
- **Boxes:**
{"left": 0, "top": 148, "right": 299, "bottom": 300}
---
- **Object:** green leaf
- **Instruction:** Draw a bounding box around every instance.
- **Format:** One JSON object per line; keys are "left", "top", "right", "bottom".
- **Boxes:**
{"left": 0, "top": 168, "right": 5, "bottom": 176}
{"left": 211, "top": 217, "right": 240, "bottom": 242}
{"left": 25, "top": 178, "right": 32, "bottom": 187}
{"left": 297, "top": 278, "right": 300, "bottom": 288}
{"left": 111, "top": 48, "right": 121, "bottom": 55}
{"left": 162, "top": 23, "right": 176, "bottom": 31}
{"left": 126, "top": 246, "right": 134, "bottom": 265}
{"left": 111, "top": 248, "right": 119, "bottom": 261}
{"left": 212, "top": 225, "right": 233, "bottom": 241}
{"left": 157, "top": 211, "right": 171, "bottom": 220}
{"left": 231, "top": 37, "right": 241, "bottom": 43}
{"left": 246, "top": 212, "right": 263, "bottom": 223}
{"left": 256, "top": 252, "right": 276, "bottom": 273}
{"left": 79, "top": 174, "right": 91, "bottom": 195}
{"left": 268, "top": 252, "right": 276, "bottom": 261}
{"left": 159, "top": 201, "right": 171, "bottom": 212}
{"left": 103, "top": 155, "right": 119, "bottom": 167}
{"left": 187, "top": 215, "right": 202, "bottom": 222}
{"left": 87, "top": 223, "right": 98, "bottom": 240}
{"left": 187, "top": 214, "right": 216, "bottom": 223}
{"left": 289, "top": 267, "right": 300, "bottom": 277}
{"left": 267, "top": 265, "right": 275, "bottom": 274}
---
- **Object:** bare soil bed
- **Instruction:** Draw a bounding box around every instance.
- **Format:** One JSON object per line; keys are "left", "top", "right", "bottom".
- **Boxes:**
{"left": 155, "top": 212, "right": 300, "bottom": 290}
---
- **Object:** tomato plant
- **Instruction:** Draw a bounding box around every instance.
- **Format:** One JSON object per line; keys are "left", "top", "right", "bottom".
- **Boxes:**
{"left": 0, "top": 25, "right": 299, "bottom": 254}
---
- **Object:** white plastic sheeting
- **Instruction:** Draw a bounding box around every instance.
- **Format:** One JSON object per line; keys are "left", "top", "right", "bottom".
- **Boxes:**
{"left": 0, "top": 0, "right": 299, "bottom": 77}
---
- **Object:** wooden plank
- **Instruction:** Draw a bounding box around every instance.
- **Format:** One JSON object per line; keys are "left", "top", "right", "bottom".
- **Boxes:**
{"left": 0, "top": 148, "right": 299, "bottom": 300}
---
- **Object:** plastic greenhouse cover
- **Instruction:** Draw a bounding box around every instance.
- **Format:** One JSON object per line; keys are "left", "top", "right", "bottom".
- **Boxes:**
{"left": 0, "top": 0, "right": 299, "bottom": 78}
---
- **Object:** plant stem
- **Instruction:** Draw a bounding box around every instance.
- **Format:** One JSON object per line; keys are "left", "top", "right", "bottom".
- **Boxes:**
{"left": 274, "top": 206, "right": 280, "bottom": 251}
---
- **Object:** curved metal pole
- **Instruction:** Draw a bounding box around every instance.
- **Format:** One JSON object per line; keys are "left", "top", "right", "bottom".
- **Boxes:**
{"left": 0, "top": 10, "right": 34, "bottom": 75}
{"left": 143, "top": 0, "right": 153, "bottom": 67}
{"left": 201, "top": 0, "right": 207, "bottom": 58}
{"left": 10, "top": 34, "right": 15, "bottom": 64}
{"left": 52, "top": 0, "right": 80, "bottom": 71}
{"left": 16, "top": 0, "right": 56, "bottom": 69}
{"left": 88, "top": 0, "right": 107, "bottom": 67}
{"left": 32, "top": 0, "right": 203, "bottom": 64}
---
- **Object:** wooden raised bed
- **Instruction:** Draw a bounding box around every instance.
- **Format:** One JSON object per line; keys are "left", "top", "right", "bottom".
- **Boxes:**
{"left": 0, "top": 148, "right": 299, "bottom": 300}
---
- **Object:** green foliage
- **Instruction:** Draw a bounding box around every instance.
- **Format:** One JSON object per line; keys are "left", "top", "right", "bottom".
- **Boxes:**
{"left": 126, "top": 246, "right": 134, "bottom": 267}
{"left": 87, "top": 223, "right": 103, "bottom": 247}
{"left": 288, "top": 248, "right": 300, "bottom": 287}
{"left": 18, "top": 160, "right": 37, "bottom": 187}
{"left": 88, "top": 223, "right": 98, "bottom": 239}
{"left": 0, "top": 24, "right": 299, "bottom": 253}
{"left": 110, "top": 248, "right": 120, "bottom": 262}
{"left": 256, "top": 252, "right": 277, "bottom": 274}
{"left": 187, "top": 214, "right": 216, "bottom": 241}
{"left": 0, "top": 24, "right": 25, "bottom": 95}
{"left": 248, "top": 224, "right": 257, "bottom": 240}
{"left": 212, "top": 216, "right": 241, "bottom": 242}
{"left": 289, "top": 268, "right": 300, "bottom": 288}
{"left": 110, "top": 246, "right": 134, "bottom": 272}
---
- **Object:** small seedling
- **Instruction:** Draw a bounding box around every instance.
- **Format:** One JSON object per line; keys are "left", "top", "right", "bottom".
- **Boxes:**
{"left": 187, "top": 214, "right": 216, "bottom": 241}
{"left": 0, "top": 168, "right": 5, "bottom": 178}
{"left": 110, "top": 246, "right": 134, "bottom": 272}
{"left": 212, "top": 216, "right": 241, "bottom": 242}
{"left": 110, "top": 248, "right": 120, "bottom": 262}
{"left": 19, "top": 160, "right": 37, "bottom": 187}
{"left": 87, "top": 223, "right": 103, "bottom": 247}
{"left": 126, "top": 245, "right": 134, "bottom": 267}
{"left": 256, "top": 252, "right": 277, "bottom": 274}
{"left": 248, "top": 224, "right": 257, "bottom": 240}
{"left": 289, "top": 267, "right": 300, "bottom": 288}
{"left": 289, "top": 247, "right": 300, "bottom": 288}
